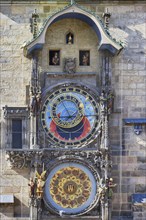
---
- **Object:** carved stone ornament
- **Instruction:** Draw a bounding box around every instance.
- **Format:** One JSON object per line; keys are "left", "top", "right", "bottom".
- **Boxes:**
{"left": 6, "top": 148, "right": 112, "bottom": 172}
{"left": 47, "top": 150, "right": 103, "bottom": 169}
{"left": 3, "top": 106, "right": 29, "bottom": 119}
{"left": 6, "top": 150, "right": 44, "bottom": 169}
{"left": 63, "top": 58, "right": 76, "bottom": 74}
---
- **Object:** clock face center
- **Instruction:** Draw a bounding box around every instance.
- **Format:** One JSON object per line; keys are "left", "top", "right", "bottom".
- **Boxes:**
{"left": 51, "top": 95, "right": 84, "bottom": 128}
{"left": 63, "top": 181, "right": 77, "bottom": 195}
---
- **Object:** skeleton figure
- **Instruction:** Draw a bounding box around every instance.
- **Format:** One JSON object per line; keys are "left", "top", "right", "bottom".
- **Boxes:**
{"left": 64, "top": 58, "right": 76, "bottom": 74}
{"left": 35, "top": 170, "right": 46, "bottom": 198}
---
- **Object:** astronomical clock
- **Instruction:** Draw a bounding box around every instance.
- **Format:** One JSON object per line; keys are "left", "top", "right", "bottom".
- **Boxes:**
{"left": 5, "top": 2, "right": 122, "bottom": 220}
{"left": 40, "top": 83, "right": 101, "bottom": 216}
{"left": 41, "top": 83, "right": 100, "bottom": 148}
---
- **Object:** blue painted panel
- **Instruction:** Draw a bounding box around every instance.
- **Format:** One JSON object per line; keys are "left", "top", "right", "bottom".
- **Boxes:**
{"left": 0, "top": 194, "right": 14, "bottom": 203}
{"left": 124, "top": 118, "right": 146, "bottom": 124}
{"left": 99, "top": 43, "right": 117, "bottom": 55}
{"left": 28, "top": 43, "right": 43, "bottom": 55}
{"left": 132, "top": 194, "right": 146, "bottom": 204}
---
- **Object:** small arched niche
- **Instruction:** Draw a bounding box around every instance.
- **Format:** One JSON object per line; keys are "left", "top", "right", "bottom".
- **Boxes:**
{"left": 66, "top": 31, "right": 74, "bottom": 45}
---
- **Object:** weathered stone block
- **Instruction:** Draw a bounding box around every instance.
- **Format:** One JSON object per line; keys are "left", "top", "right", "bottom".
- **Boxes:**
{"left": 138, "top": 164, "right": 146, "bottom": 170}
{"left": 121, "top": 203, "right": 132, "bottom": 210}
{"left": 133, "top": 212, "right": 143, "bottom": 218}
{"left": 135, "top": 184, "right": 146, "bottom": 193}
{"left": 121, "top": 184, "right": 135, "bottom": 193}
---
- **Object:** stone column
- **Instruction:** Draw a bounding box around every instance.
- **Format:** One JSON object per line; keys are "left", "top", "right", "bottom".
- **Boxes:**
{"left": 29, "top": 53, "right": 41, "bottom": 220}
{"left": 29, "top": 152, "right": 43, "bottom": 220}
{"left": 30, "top": 113, "right": 37, "bottom": 149}
{"left": 99, "top": 52, "right": 113, "bottom": 220}
{"left": 29, "top": 54, "right": 41, "bottom": 149}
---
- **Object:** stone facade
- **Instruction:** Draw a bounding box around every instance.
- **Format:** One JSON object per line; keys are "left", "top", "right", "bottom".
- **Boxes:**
{"left": 0, "top": 1, "right": 146, "bottom": 220}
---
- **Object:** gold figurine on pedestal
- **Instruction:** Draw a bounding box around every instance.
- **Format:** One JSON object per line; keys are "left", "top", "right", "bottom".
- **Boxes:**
{"left": 35, "top": 170, "right": 46, "bottom": 198}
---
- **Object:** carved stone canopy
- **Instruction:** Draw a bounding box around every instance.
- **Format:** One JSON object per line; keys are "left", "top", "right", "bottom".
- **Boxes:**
{"left": 23, "top": 4, "right": 123, "bottom": 57}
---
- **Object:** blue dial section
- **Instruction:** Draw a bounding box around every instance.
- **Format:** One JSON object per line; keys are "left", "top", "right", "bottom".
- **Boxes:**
{"left": 56, "top": 101, "right": 78, "bottom": 122}
{"left": 51, "top": 95, "right": 84, "bottom": 128}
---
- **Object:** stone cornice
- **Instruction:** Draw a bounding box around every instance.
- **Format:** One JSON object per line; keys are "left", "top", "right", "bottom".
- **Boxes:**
{"left": 1, "top": 0, "right": 146, "bottom": 3}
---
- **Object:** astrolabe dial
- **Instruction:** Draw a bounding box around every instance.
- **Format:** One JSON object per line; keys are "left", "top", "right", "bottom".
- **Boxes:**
{"left": 41, "top": 85, "right": 100, "bottom": 147}
{"left": 51, "top": 94, "right": 84, "bottom": 128}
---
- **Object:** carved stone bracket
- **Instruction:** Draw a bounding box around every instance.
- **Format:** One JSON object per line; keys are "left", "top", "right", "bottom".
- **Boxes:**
{"left": 6, "top": 150, "right": 44, "bottom": 169}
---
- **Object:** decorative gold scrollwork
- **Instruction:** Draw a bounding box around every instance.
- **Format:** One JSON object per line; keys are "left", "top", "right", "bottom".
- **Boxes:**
{"left": 50, "top": 166, "right": 91, "bottom": 208}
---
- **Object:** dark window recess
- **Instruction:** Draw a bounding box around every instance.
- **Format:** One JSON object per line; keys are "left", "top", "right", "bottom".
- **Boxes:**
{"left": 12, "top": 119, "right": 22, "bottom": 149}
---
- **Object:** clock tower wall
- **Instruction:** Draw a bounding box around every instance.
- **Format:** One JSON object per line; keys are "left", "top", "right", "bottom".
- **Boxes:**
{"left": 1, "top": 1, "right": 146, "bottom": 220}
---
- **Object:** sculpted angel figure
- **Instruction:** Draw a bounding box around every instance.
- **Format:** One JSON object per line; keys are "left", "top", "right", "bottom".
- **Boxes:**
{"left": 35, "top": 170, "right": 46, "bottom": 198}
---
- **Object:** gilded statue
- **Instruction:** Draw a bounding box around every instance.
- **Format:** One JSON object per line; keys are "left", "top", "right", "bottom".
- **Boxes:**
{"left": 35, "top": 170, "right": 46, "bottom": 198}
